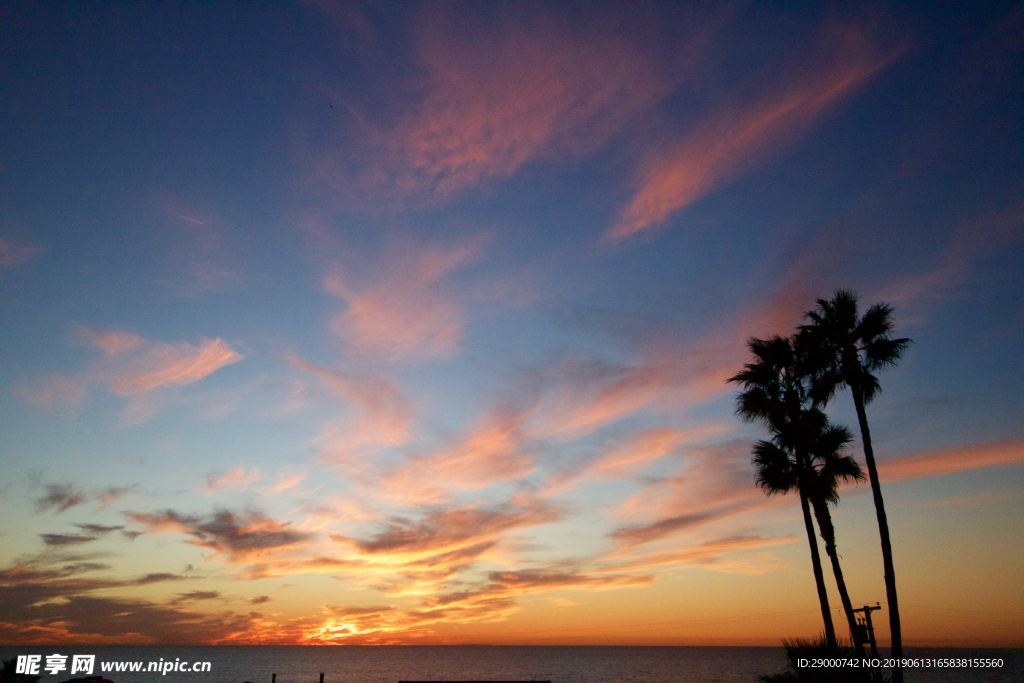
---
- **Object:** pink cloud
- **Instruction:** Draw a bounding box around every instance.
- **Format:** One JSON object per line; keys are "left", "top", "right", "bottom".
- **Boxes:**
{"left": 290, "top": 356, "right": 413, "bottom": 465}
{"left": 590, "top": 428, "right": 693, "bottom": 476}
{"left": 880, "top": 438, "right": 1024, "bottom": 483}
{"left": 608, "top": 24, "right": 900, "bottom": 240}
{"left": 540, "top": 425, "right": 728, "bottom": 498}
{"left": 110, "top": 338, "right": 242, "bottom": 395}
{"left": 323, "top": 237, "right": 483, "bottom": 360}
{"left": 77, "top": 326, "right": 144, "bottom": 356}
{"left": 527, "top": 347, "right": 734, "bottom": 442}
{"left": 21, "top": 333, "right": 243, "bottom": 418}
{"left": 315, "top": 6, "right": 715, "bottom": 205}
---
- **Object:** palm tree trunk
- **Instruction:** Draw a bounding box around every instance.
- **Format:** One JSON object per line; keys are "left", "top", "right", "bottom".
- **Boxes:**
{"left": 799, "top": 488, "right": 836, "bottom": 647}
{"left": 811, "top": 497, "right": 864, "bottom": 655}
{"left": 852, "top": 385, "right": 903, "bottom": 683}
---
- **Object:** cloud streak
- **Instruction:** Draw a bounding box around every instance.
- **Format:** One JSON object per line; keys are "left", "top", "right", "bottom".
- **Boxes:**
{"left": 609, "top": 24, "right": 900, "bottom": 240}
{"left": 111, "top": 338, "right": 242, "bottom": 395}
{"left": 320, "top": 5, "right": 708, "bottom": 203}
{"left": 126, "top": 508, "right": 313, "bottom": 562}
{"left": 880, "top": 438, "right": 1024, "bottom": 483}
{"left": 322, "top": 237, "right": 483, "bottom": 361}
{"left": 381, "top": 408, "right": 533, "bottom": 504}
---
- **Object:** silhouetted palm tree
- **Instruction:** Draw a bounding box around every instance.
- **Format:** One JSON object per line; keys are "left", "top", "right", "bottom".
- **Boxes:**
{"left": 799, "top": 290, "right": 911, "bottom": 681}
{"left": 804, "top": 418, "right": 866, "bottom": 653}
{"left": 753, "top": 411, "right": 865, "bottom": 653}
{"left": 730, "top": 336, "right": 836, "bottom": 647}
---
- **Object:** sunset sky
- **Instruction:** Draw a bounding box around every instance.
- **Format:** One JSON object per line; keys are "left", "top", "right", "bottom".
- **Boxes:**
{"left": 1, "top": 2, "right": 1022, "bottom": 648}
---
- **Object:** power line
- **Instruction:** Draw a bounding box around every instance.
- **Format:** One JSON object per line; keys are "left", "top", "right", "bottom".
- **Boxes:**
{"left": 901, "top": 603, "right": 1023, "bottom": 619}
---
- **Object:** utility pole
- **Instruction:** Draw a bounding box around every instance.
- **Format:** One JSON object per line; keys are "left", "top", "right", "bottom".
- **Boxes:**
{"left": 852, "top": 603, "right": 882, "bottom": 657}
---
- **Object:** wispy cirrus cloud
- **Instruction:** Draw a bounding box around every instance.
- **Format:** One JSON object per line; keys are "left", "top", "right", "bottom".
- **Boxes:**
{"left": 110, "top": 338, "right": 242, "bottom": 395}
{"left": 205, "top": 468, "right": 262, "bottom": 492}
{"left": 264, "top": 470, "right": 307, "bottom": 495}
{"left": 322, "top": 237, "right": 484, "bottom": 361}
{"left": 609, "top": 440, "right": 769, "bottom": 549}
{"left": 19, "top": 329, "right": 242, "bottom": 417}
{"left": 526, "top": 346, "right": 733, "bottom": 442}
{"left": 538, "top": 425, "right": 726, "bottom": 498}
{"left": 879, "top": 438, "right": 1024, "bottom": 483}
{"left": 77, "top": 326, "right": 143, "bottom": 356}
{"left": 337, "top": 500, "right": 561, "bottom": 559}
{"left": 608, "top": 24, "right": 901, "bottom": 240}
{"left": 290, "top": 355, "right": 413, "bottom": 466}
{"left": 381, "top": 408, "right": 533, "bottom": 505}
{"left": 318, "top": 5, "right": 711, "bottom": 204}
{"left": 599, "top": 534, "right": 797, "bottom": 577}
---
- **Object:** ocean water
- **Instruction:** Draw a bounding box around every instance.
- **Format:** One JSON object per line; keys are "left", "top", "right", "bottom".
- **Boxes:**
{"left": 0, "top": 646, "right": 1020, "bottom": 683}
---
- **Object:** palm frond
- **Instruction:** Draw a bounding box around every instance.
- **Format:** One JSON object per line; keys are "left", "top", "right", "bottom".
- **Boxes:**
{"left": 752, "top": 440, "right": 797, "bottom": 495}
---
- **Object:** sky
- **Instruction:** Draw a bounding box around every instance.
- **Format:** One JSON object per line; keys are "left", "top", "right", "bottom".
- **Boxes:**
{"left": 1, "top": 1, "right": 1022, "bottom": 647}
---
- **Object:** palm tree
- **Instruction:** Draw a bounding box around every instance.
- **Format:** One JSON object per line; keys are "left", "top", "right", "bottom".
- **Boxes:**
{"left": 753, "top": 411, "right": 865, "bottom": 654}
{"left": 799, "top": 290, "right": 911, "bottom": 680}
{"left": 730, "top": 336, "right": 837, "bottom": 647}
{"left": 804, "top": 418, "right": 866, "bottom": 654}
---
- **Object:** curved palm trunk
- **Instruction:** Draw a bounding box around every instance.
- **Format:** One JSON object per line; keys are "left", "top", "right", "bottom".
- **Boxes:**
{"left": 811, "top": 496, "right": 863, "bottom": 655}
{"left": 852, "top": 386, "right": 903, "bottom": 682}
{"left": 799, "top": 488, "right": 836, "bottom": 647}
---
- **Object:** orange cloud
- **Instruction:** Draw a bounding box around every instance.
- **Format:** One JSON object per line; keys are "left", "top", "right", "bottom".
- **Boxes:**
{"left": 591, "top": 427, "right": 707, "bottom": 476}
{"left": 540, "top": 425, "right": 727, "bottom": 498}
{"left": 608, "top": 24, "right": 899, "bottom": 240}
{"left": 599, "top": 534, "right": 797, "bottom": 576}
{"left": 111, "top": 338, "right": 242, "bottom": 394}
{"left": 265, "top": 470, "right": 307, "bottom": 495}
{"left": 381, "top": 408, "right": 532, "bottom": 505}
{"left": 323, "top": 237, "right": 483, "bottom": 360}
{"left": 880, "top": 438, "right": 1024, "bottom": 483}
{"left": 610, "top": 439, "right": 771, "bottom": 547}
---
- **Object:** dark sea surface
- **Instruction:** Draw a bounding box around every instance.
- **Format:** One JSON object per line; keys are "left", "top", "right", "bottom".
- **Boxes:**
{"left": 0, "top": 646, "right": 1020, "bottom": 683}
